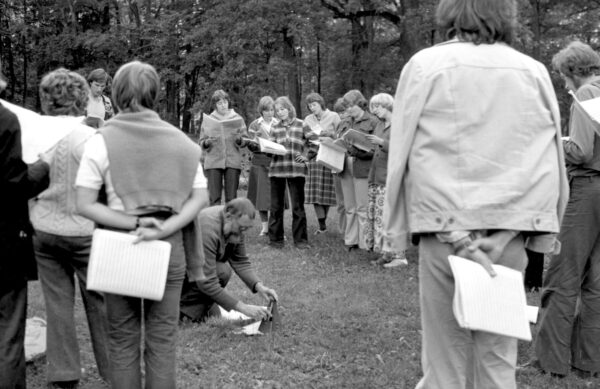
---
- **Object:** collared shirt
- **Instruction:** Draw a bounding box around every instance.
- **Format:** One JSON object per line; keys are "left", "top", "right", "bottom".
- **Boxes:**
{"left": 268, "top": 118, "right": 317, "bottom": 178}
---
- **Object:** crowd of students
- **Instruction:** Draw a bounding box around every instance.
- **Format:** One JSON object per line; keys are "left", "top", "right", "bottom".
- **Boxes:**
{"left": 200, "top": 88, "right": 408, "bottom": 267}
{"left": 2, "top": 0, "right": 600, "bottom": 387}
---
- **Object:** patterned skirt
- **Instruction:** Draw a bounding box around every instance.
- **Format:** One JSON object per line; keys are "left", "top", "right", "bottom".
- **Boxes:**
{"left": 366, "top": 183, "right": 404, "bottom": 257}
{"left": 304, "top": 160, "right": 337, "bottom": 205}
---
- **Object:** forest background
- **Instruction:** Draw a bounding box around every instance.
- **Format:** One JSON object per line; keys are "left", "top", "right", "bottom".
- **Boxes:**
{"left": 0, "top": 0, "right": 599, "bottom": 132}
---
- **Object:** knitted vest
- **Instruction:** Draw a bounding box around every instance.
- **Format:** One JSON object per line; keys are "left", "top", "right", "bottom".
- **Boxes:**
{"left": 101, "top": 110, "right": 201, "bottom": 213}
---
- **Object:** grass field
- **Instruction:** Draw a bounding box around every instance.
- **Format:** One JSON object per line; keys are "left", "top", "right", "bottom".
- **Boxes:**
{"left": 24, "top": 206, "right": 600, "bottom": 388}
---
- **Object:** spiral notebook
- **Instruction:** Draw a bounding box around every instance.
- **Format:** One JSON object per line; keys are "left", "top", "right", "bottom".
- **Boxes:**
{"left": 448, "top": 255, "right": 531, "bottom": 341}
{"left": 87, "top": 229, "right": 171, "bottom": 301}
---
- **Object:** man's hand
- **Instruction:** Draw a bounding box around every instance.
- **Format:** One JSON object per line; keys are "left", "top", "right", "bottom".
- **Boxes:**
{"left": 255, "top": 282, "right": 278, "bottom": 302}
{"left": 457, "top": 230, "right": 519, "bottom": 277}
{"left": 235, "top": 302, "right": 270, "bottom": 321}
{"left": 131, "top": 217, "right": 164, "bottom": 243}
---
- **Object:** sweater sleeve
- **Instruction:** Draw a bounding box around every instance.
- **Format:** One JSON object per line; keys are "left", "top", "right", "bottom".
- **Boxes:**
{"left": 228, "top": 240, "right": 261, "bottom": 292}
{"left": 195, "top": 227, "right": 239, "bottom": 311}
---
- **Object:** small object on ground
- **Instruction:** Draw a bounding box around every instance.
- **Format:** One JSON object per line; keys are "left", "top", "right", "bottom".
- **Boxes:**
{"left": 383, "top": 257, "right": 408, "bottom": 268}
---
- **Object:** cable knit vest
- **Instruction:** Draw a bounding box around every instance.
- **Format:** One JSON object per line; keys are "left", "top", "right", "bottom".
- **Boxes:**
{"left": 101, "top": 110, "right": 201, "bottom": 213}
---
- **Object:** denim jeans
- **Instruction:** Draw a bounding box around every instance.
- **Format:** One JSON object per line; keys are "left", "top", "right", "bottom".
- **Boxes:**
{"left": 536, "top": 176, "right": 600, "bottom": 375}
{"left": 106, "top": 230, "right": 186, "bottom": 389}
{"left": 0, "top": 281, "right": 27, "bottom": 389}
{"left": 205, "top": 168, "right": 241, "bottom": 205}
{"left": 416, "top": 234, "right": 526, "bottom": 389}
{"left": 269, "top": 176, "right": 307, "bottom": 244}
{"left": 33, "top": 231, "right": 110, "bottom": 383}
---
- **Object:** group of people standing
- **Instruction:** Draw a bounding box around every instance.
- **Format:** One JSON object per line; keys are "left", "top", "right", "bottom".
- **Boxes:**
{"left": 199, "top": 88, "right": 408, "bottom": 266}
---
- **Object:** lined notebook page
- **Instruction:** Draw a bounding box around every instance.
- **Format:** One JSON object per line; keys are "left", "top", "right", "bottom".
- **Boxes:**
{"left": 448, "top": 255, "right": 531, "bottom": 341}
{"left": 87, "top": 229, "right": 171, "bottom": 301}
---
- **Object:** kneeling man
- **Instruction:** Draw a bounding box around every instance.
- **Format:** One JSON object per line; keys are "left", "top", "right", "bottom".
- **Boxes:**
{"left": 180, "top": 198, "right": 278, "bottom": 322}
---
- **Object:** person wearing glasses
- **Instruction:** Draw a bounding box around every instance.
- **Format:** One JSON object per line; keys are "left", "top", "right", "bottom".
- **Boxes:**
{"left": 180, "top": 198, "right": 278, "bottom": 322}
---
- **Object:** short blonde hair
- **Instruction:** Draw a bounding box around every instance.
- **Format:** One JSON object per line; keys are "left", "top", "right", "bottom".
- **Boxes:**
{"left": 274, "top": 96, "right": 296, "bottom": 120}
{"left": 111, "top": 61, "right": 159, "bottom": 112}
{"left": 39, "top": 68, "right": 89, "bottom": 116}
{"left": 369, "top": 93, "right": 394, "bottom": 113}
{"left": 553, "top": 41, "right": 600, "bottom": 79}
{"left": 256, "top": 96, "right": 274, "bottom": 116}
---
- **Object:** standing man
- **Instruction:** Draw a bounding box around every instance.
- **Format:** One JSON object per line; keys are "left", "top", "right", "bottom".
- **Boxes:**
{"left": 382, "top": 0, "right": 568, "bottom": 387}
{"left": 534, "top": 41, "right": 600, "bottom": 378}
{"left": 0, "top": 65, "right": 49, "bottom": 389}
{"left": 85, "top": 68, "right": 113, "bottom": 128}
{"left": 180, "top": 198, "right": 278, "bottom": 322}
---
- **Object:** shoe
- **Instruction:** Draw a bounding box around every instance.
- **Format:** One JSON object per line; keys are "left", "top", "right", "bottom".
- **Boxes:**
{"left": 269, "top": 241, "right": 284, "bottom": 249}
{"left": 370, "top": 256, "right": 390, "bottom": 266}
{"left": 314, "top": 228, "right": 327, "bottom": 235}
{"left": 294, "top": 241, "right": 310, "bottom": 249}
{"left": 518, "top": 359, "right": 566, "bottom": 378}
{"left": 259, "top": 230, "right": 268, "bottom": 236}
{"left": 48, "top": 381, "right": 79, "bottom": 389}
{"left": 572, "top": 366, "right": 598, "bottom": 379}
{"left": 383, "top": 258, "right": 408, "bottom": 268}
{"left": 346, "top": 244, "right": 359, "bottom": 252}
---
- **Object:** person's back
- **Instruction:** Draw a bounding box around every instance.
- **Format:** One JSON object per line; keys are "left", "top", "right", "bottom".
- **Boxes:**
{"left": 400, "top": 40, "right": 562, "bottom": 234}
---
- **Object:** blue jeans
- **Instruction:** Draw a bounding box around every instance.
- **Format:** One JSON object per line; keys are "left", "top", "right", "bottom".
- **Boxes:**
{"left": 33, "top": 231, "right": 110, "bottom": 383}
{"left": 205, "top": 168, "right": 241, "bottom": 205}
{"left": 536, "top": 176, "right": 600, "bottom": 375}
{"left": 0, "top": 281, "right": 27, "bottom": 389}
{"left": 106, "top": 231, "right": 186, "bottom": 389}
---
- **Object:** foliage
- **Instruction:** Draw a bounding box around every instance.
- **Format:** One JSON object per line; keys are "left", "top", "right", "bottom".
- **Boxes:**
{"left": 1, "top": 0, "right": 599, "bottom": 130}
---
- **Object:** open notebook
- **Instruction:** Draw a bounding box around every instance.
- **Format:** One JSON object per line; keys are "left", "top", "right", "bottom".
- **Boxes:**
{"left": 87, "top": 229, "right": 171, "bottom": 301}
{"left": 569, "top": 90, "right": 600, "bottom": 128}
{"left": 448, "top": 255, "right": 532, "bottom": 341}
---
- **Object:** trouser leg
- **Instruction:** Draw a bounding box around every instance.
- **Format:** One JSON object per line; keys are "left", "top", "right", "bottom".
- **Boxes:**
{"left": 224, "top": 168, "right": 241, "bottom": 203}
{"left": 206, "top": 168, "right": 224, "bottom": 205}
{"left": 33, "top": 232, "right": 81, "bottom": 382}
{"left": 0, "top": 281, "right": 27, "bottom": 389}
{"left": 353, "top": 177, "right": 369, "bottom": 249}
{"left": 268, "top": 177, "right": 286, "bottom": 243}
{"left": 524, "top": 249, "right": 544, "bottom": 289}
{"left": 288, "top": 177, "right": 307, "bottom": 243}
{"left": 536, "top": 179, "right": 599, "bottom": 375}
{"left": 340, "top": 172, "right": 357, "bottom": 246}
{"left": 334, "top": 175, "right": 346, "bottom": 233}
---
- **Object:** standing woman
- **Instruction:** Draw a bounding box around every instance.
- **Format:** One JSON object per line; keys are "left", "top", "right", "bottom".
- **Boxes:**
{"left": 303, "top": 93, "right": 340, "bottom": 234}
{"left": 30, "top": 68, "right": 110, "bottom": 388}
{"left": 76, "top": 61, "right": 208, "bottom": 389}
{"left": 246, "top": 96, "right": 277, "bottom": 236}
{"left": 200, "top": 89, "right": 248, "bottom": 205}
{"left": 268, "top": 96, "right": 317, "bottom": 249}
{"left": 339, "top": 90, "right": 378, "bottom": 251}
{"left": 364, "top": 93, "right": 407, "bottom": 268}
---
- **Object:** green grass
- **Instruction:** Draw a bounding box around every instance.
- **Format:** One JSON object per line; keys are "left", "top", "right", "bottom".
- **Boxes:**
{"left": 25, "top": 206, "right": 600, "bottom": 388}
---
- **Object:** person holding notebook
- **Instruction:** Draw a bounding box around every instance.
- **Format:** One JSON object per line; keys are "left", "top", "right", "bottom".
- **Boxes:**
{"left": 382, "top": 0, "right": 568, "bottom": 387}
{"left": 76, "top": 60, "right": 208, "bottom": 389}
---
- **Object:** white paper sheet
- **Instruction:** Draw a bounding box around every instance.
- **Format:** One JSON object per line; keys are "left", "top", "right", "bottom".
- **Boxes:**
{"left": 448, "top": 255, "right": 532, "bottom": 341}
{"left": 258, "top": 137, "right": 287, "bottom": 156}
{"left": 87, "top": 229, "right": 171, "bottom": 300}
{"left": 1, "top": 99, "right": 83, "bottom": 163}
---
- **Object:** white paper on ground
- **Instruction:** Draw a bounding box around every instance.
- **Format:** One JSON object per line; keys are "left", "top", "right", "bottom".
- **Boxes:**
{"left": 448, "top": 255, "right": 532, "bottom": 341}
{"left": 218, "top": 306, "right": 250, "bottom": 321}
